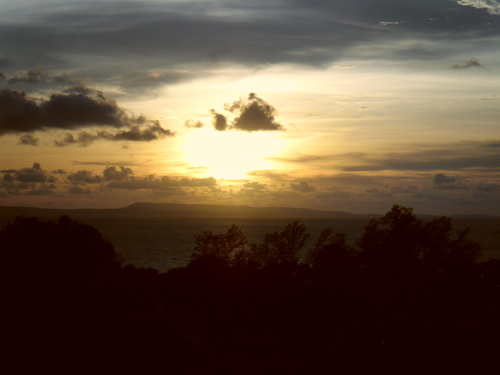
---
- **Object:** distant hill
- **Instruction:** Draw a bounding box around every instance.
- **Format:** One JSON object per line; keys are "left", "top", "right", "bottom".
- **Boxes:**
{"left": 0, "top": 202, "right": 496, "bottom": 220}
{"left": 0, "top": 202, "right": 378, "bottom": 220}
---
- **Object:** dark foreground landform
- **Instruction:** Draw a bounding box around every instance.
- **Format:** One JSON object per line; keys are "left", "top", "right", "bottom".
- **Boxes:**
{"left": 1, "top": 205, "right": 499, "bottom": 374}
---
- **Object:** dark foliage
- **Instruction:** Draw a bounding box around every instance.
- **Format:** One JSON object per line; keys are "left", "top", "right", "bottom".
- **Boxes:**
{"left": 0, "top": 205, "right": 499, "bottom": 374}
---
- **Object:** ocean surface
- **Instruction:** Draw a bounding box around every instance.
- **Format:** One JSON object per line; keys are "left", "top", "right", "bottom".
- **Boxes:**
{"left": 69, "top": 217, "right": 500, "bottom": 272}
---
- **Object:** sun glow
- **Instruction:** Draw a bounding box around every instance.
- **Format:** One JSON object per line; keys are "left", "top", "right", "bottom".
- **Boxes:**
{"left": 183, "top": 129, "right": 284, "bottom": 179}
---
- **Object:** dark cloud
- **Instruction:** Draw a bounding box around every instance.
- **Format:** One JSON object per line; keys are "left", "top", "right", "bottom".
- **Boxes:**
{"left": 41, "top": 92, "right": 129, "bottom": 129}
{"left": 63, "top": 84, "right": 102, "bottom": 96}
{"left": 54, "top": 123, "right": 173, "bottom": 146}
{"left": 112, "top": 122, "right": 174, "bottom": 141}
{"left": 184, "top": 119, "right": 204, "bottom": 129}
{"left": 0, "top": 88, "right": 125, "bottom": 134}
{"left": 54, "top": 133, "right": 89, "bottom": 147}
{"left": 72, "top": 160, "right": 137, "bottom": 167}
{"left": 7, "top": 64, "right": 77, "bottom": 86}
{"left": 178, "top": 177, "right": 217, "bottom": 187}
{"left": 210, "top": 110, "right": 228, "bottom": 131}
{"left": 237, "top": 181, "right": 270, "bottom": 197}
{"left": 341, "top": 153, "right": 500, "bottom": 172}
{"left": 247, "top": 170, "right": 291, "bottom": 181}
{"left": 3, "top": 173, "right": 15, "bottom": 182}
{"left": 18, "top": 134, "right": 39, "bottom": 146}
{"left": 3, "top": 1, "right": 496, "bottom": 92}
{"left": 289, "top": 181, "right": 315, "bottom": 193}
{"left": 433, "top": 173, "right": 456, "bottom": 185}
{"left": 118, "top": 70, "right": 194, "bottom": 92}
{"left": 67, "top": 170, "right": 102, "bottom": 184}
{"left": 452, "top": 58, "right": 484, "bottom": 69}
{"left": 205, "top": 93, "right": 285, "bottom": 132}
{"left": 25, "top": 185, "right": 55, "bottom": 196}
{"left": 432, "top": 173, "right": 468, "bottom": 190}
{"left": 0, "top": 163, "right": 58, "bottom": 196}
{"left": 475, "top": 182, "right": 500, "bottom": 192}
{"left": 107, "top": 175, "right": 216, "bottom": 190}
{"left": 103, "top": 166, "right": 133, "bottom": 181}
{"left": 68, "top": 185, "right": 92, "bottom": 195}
{"left": 226, "top": 93, "right": 284, "bottom": 132}
{"left": 0, "top": 68, "right": 173, "bottom": 142}
{"left": 15, "top": 163, "right": 50, "bottom": 183}
{"left": 242, "top": 181, "right": 268, "bottom": 190}
{"left": 483, "top": 142, "right": 500, "bottom": 148}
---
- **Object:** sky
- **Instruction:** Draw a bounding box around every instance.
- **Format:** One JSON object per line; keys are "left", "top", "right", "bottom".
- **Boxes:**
{"left": 0, "top": 0, "right": 499, "bottom": 215}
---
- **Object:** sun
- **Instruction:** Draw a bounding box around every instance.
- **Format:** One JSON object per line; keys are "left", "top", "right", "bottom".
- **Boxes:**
{"left": 183, "top": 129, "right": 283, "bottom": 179}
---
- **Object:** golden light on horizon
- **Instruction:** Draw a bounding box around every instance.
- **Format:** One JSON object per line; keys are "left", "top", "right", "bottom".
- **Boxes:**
{"left": 183, "top": 129, "right": 284, "bottom": 180}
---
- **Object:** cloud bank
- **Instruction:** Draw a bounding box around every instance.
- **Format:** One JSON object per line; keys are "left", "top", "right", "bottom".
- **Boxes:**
{"left": 0, "top": 68, "right": 173, "bottom": 144}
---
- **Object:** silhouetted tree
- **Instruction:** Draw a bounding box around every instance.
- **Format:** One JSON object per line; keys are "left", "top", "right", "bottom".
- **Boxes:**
{"left": 305, "top": 227, "right": 358, "bottom": 286}
{"left": 191, "top": 224, "right": 247, "bottom": 262}
{"left": 357, "top": 204, "right": 481, "bottom": 287}
{"left": 1, "top": 208, "right": 496, "bottom": 374}
{"left": 251, "top": 221, "right": 311, "bottom": 267}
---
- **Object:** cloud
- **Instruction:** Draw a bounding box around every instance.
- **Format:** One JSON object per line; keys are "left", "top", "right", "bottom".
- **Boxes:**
{"left": 203, "top": 93, "right": 285, "bottom": 132}
{"left": 475, "top": 182, "right": 500, "bottom": 192}
{"left": 432, "top": 173, "right": 468, "bottom": 190}
{"left": 68, "top": 185, "right": 92, "bottom": 195}
{"left": 483, "top": 142, "right": 500, "bottom": 147}
{"left": 14, "top": 163, "right": 53, "bottom": 183}
{"left": 107, "top": 175, "right": 216, "bottom": 190}
{"left": 184, "top": 119, "right": 204, "bottom": 129}
{"left": 210, "top": 109, "right": 228, "bottom": 131}
{"left": 0, "top": 88, "right": 125, "bottom": 134}
{"left": 112, "top": 122, "right": 174, "bottom": 141}
{"left": 103, "top": 166, "right": 134, "bottom": 181}
{"left": 25, "top": 186, "right": 55, "bottom": 196}
{"left": 234, "top": 182, "right": 272, "bottom": 198}
{"left": 117, "top": 70, "right": 194, "bottom": 92}
{"left": 18, "top": 134, "right": 39, "bottom": 146}
{"left": 67, "top": 170, "right": 102, "bottom": 184}
{"left": 289, "top": 181, "right": 315, "bottom": 193}
{"left": 452, "top": 58, "right": 484, "bottom": 69}
{"left": 456, "top": 0, "right": 500, "bottom": 15}
{"left": 7, "top": 64, "right": 78, "bottom": 86}
{"left": 247, "top": 170, "right": 291, "bottom": 181}
{"left": 433, "top": 173, "right": 456, "bottom": 185}
{"left": 3, "top": 173, "right": 15, "bottom": 182}
{"left": 341, "top": 153, "right": 500, "bottom": 172}
{"left": 54, "top": 122, "right": 174, "bottom": 146}
{"left": 378, "top": 21, "right": 404, "bottom": 26}
{"left": 0, "top": 163, "right": 59, "bottom": 197}
{"left": 0, "top": 0, "right": 498, "bottom": 98}
{"left": 226, "top": 93, "right": 284, "bottom": 132}
{"left": 0, "top": 68, "right": 173, "bottom": 143}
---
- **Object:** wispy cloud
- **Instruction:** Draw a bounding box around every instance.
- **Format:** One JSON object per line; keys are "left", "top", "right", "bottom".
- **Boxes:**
{"left": 452, "top": 58, "right": 484, "bottom": 69}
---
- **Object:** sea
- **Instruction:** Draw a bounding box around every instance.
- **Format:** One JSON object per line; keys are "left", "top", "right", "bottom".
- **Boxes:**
{"left": 66, "top": 216, "right": 500, "bottom": 272}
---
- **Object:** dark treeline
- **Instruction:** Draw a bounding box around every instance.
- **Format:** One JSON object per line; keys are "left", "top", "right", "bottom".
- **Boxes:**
{"left": 1, "top": 205, "right": 499, "bottom": 374}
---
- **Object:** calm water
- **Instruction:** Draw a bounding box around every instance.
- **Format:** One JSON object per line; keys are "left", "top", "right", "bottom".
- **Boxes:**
{"left": 72, "top": 217, "right": 500, "bottom": 272}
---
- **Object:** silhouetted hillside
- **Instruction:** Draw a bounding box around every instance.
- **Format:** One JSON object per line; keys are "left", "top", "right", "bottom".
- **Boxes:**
{"left": 1, "top": 205, "right": 499, "bottom": 374}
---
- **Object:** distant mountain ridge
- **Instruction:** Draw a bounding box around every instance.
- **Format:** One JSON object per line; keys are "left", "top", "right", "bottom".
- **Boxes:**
{"left": 0, "top": 202, "right": 378, "bottom": 219}
{"left": 0, "top": 202, "right": 496, "bottom": 220}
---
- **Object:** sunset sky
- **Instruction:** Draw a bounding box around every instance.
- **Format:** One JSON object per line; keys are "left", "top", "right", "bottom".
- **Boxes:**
{"left": 0, "top": 0, "right": 499, "bottom": 215}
